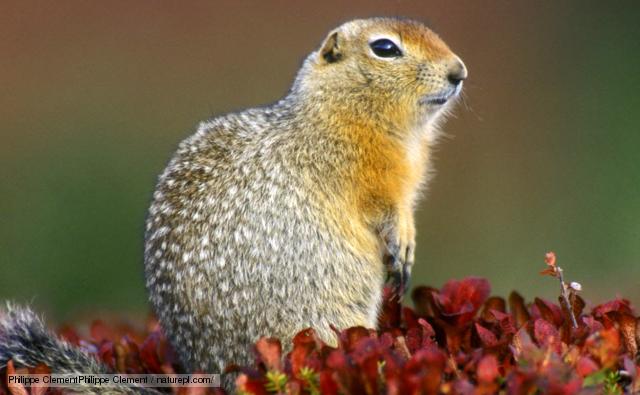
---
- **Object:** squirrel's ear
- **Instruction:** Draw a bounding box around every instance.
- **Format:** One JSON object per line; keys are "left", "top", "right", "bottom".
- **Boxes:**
{"left": 319, "top": 30, "right": 342, "bottom": 63}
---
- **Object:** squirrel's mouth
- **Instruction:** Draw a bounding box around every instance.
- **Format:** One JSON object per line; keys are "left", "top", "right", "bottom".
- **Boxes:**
{"left": 420, "top": 84, "right": 462, "bottom": 106}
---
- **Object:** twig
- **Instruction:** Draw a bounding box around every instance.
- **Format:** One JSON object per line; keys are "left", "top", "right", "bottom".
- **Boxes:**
{"left": 556, "top": 266, "right": 578, "bottom": 329}
{"left": 540, "top": 252, "right": 578, "bottom": 329}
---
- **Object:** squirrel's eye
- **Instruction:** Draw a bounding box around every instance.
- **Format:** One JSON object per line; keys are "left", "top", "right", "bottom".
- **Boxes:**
{"left": 369, "top": 38, "right": 402, "bottom": 58}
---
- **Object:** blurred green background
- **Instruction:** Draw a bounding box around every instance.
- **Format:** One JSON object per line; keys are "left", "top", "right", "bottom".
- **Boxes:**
{"left": 1, "top": 1, "right": 639, "bottom": 321}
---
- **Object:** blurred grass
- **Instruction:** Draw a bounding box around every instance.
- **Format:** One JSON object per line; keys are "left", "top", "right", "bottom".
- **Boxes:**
{"left": 1, "top": 1, "right": 639, "bottom": 319}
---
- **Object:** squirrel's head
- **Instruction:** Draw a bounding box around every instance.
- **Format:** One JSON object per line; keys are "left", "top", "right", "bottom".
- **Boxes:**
{"left": 295, "top": 18, "right": 467, "bottom": 136}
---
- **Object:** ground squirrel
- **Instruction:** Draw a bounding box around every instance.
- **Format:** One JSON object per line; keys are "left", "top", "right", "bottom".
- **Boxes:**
{"left": 0, "top": 17, "right": 466, "bottom": 392}
{"left": 145, "top": 17, "right": 466, "bottom": 383}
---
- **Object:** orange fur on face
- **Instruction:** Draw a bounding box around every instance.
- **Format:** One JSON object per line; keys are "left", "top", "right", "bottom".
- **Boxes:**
{"left": 309, "top": 19, "right": 457, "bottom": 231}
{"left": 399, "top": 21, "right": 453, "bottom": 62}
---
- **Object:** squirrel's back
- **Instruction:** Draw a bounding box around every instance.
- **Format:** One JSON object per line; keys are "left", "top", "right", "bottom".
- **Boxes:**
{"left": 145, "top": 99, "right": 385, "bottom": 374}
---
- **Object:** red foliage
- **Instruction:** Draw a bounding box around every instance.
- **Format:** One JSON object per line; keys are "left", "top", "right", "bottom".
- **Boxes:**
{"left": 2, "top": 276, "right": 640, "bottom": 394}
{"left": 233, "top": 277, "right": 640, "bottom": 394}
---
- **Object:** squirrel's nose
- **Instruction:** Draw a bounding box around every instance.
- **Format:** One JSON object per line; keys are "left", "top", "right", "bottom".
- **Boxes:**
{"left": 447, "top": 59, "right": 468, "bottom": 86}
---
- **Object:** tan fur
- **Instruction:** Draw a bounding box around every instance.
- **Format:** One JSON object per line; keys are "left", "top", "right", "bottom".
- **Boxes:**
{"left": 143, "top": 17, "right": 467, "bottom": 389}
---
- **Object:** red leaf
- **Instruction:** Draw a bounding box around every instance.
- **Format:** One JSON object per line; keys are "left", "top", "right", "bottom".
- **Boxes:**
{"left": 539, "top": 267, "right": 557, "bottom": 277}
{"left": 290, "top": 328, "right": 322, "bottom": 375}
{"left": 623, "top": 356, "right": 640, "bottom": 393}
{"left": 57, "top": 325, "right": 81, "bottom": 345}
{"left": 325, "top": 350, "right": 348, "bottom": 370}
{"left": 452, "top": 379, "right": 475, "bottom": 395}
{"left": 114, "top": 342, "right": 128, "bottom": 373}
{"left": 405, "top": 327, "right": 422, "bottom": 353}
{"left": 624, "top": 356, "right": 637, "bottom": 379}
{"left": 411, "top": 286, "right": 439, "bottom": 317}
{"left": 491, "top": 309, "right": 516, "bottom": 335}
{"left": 592, "top": 298, "right": 634, "bottom": 317}
{"left": 533, "top": 319, "right": 561, "bottom": 352}
{"left": 403, "top": 346, "right": 446, "bottom": 394}
{"left": 511, "top": 327, "right": 536, "bottom": 361}
{"left": 393, "top": 336, "right": 412, "bottom": 360}
{"left": 617, "top": 313, "right": 638, "bottom": 357}
{"left": 254, "top": 337, "right": 282, "bottom": 371}
{"left": 418, "top": 318, "right": 436, "bottom": 346}
{"left": 586, "top": 327, "right": 620, "bottom": 368}
{"left": 350, "top": 338, "right": 383, "bottom": 392}
{"left": 90, "top": 320, "right": 112, "bottom": 342}
{"left": 179, "top": 385, "right": 208, "bottom": 395}
{"left": 337, "top": 326, "right": 371, "bottom": 352}
{"left": 379, "top": 332, "right": 394, "bottom": 349}
{"left": 477, "top": 354, "right": 499, "bottom": 383}
{"left": 544, "top": 251, "right": 557, "bottom": 267}
{"left": 533, "top": 298, "right": 564, "bottom": 327}
{"left": 403, "top": 307, "right": 420, "bottom": 329}
{"left": 235, "top": 373, "right": 268, "bottom": 395}
{"left": 319, "top": 370, "right": 339, "bottom": 395}
{"left": 6, "top": 360, "right": 29, "bottom": 395}
{"left": 432, "top": 277, "right": 491, "bottom": 326}
{"left": 569, "top": 293, "right": 586, "bottom": 318}
{"left": 582, "top": 315, "right": 604, "bottom": 333}
{"left": 475, "top": 323, "right": 498, "bottom": 347}
{"left": 379, "top": 286, "right": 402, "bottom": 330}
{"left": 441, "top": 322, "right": 464, "bottom": 354}
{"left": 508, "top": 291, "right": 531, "bottom": 328}
{"left": 31, "top": 364, "right": 50, "bottom": 395}
{"left": 559, "top": 379, "right": 584, "bottom": 395}
{"left": 98, "top": 341, "right": 116, "bottom": 370}
{"left": 140, "top": 331, "right": 163, "bottom": 373}
{"left": 576, "top": 356, "right": 598, "bottom": 377}
{"left": 480, "top": 297, "right": 506, "bottom": 323}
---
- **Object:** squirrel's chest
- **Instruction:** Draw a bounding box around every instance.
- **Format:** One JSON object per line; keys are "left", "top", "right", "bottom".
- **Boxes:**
{"left": 341, "top": 135, "right": 430, "bottom": 218}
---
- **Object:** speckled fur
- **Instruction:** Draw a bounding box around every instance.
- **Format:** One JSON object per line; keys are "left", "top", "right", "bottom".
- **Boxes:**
{"left": 145, "top": 17, "right": 466, "bottom": 388}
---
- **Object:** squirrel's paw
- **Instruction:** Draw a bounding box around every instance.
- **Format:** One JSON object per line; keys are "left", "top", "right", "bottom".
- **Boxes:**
{"left": 381, "top": 216, "right": 415, "bottom": 299}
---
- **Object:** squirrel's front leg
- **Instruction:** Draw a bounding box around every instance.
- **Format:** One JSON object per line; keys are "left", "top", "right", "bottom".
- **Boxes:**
{"left": 379, "top": 207, "right": 415, "bottom": 298}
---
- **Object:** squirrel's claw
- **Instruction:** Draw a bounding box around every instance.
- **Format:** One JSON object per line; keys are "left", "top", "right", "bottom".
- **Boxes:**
{"left": 384, "top": 243, "right": 413, "bottom": 300}
{"left": 401, "top": 262, "right": 411, "bottom": 294}
{"left": 387, "top": 269, "right": 406, "bottom": 300}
